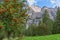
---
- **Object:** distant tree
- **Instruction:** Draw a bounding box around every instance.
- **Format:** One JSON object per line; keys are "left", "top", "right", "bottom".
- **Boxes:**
{"left": 24, "top": 24, "right": 37, "bottom": 36}
{"left": 42, "top": 10, "right": 53, "bottom": 34}
{"left": 37, "top": 21, "right": 50, "bottom": 35}
{"left": 53, "top": 7, "right": 60, "bottom": 34}
{"left": 30, "top": 10, "right": 54, "bottom": 36}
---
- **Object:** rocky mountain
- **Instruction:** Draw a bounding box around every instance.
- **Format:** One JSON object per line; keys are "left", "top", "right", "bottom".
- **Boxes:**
{"left": 26, "top": 5, "right": 57, "bottom": 29}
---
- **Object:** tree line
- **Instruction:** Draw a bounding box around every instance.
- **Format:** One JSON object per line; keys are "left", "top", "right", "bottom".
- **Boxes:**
{"left": 24, "top": 8, "right": 60, "bottom": 36}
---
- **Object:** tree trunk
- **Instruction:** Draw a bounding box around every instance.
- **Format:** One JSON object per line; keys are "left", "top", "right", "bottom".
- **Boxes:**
{"left": 0, "top": 37, "right": 3, "bottom": 40}
{"left": 7, "top": 31, "right": 11, "bottom": 40}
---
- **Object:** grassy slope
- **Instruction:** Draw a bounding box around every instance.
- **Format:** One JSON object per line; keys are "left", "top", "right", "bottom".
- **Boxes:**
{"left": 23, "top": 34, "right": 60, "bottom": 40}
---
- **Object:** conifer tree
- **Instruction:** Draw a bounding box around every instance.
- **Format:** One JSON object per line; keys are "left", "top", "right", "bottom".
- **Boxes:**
{"left": 42, "top": 10, "right": 53, "bottom": 34}
{"left": 53, "top": 7, "right": 60, "bottom": 34}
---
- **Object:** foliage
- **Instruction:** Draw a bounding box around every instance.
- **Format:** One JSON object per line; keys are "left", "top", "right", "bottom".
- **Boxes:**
{"left": 36, "top": 22, "right": 50, "bottom": 35}
{"left": 42, "top": 10, "right": 53, "bottom": 34}
{"left": 24, "top": 24, "right": 37, "bottom": 36}
{"left": 35, "top": 10, "right": 53, "bottom": 36}
{"left": 0, "top": 0, "right": 28, "bottom": 40}
{"left": 53, "top": 8, "right": 60, "bottom": 34}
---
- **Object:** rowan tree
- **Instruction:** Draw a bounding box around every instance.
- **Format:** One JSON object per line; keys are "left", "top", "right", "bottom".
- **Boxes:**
{"left": 0, "top": 0, "right": 28, "bottom": 40}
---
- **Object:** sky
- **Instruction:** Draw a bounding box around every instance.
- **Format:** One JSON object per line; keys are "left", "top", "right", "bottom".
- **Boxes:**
{"left": 27, "top": 0, "right": 60, "bottom": 8}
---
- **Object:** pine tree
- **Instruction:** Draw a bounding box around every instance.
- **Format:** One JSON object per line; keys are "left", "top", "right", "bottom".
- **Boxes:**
{"left": 42, "top": 10, "right": 53, "bottom": 34}
{"left": 36, "top": 10, "right": 53, "bottom": 36}
{"left": 53, "top": 7, "right": 60, "bottom": 34}
{"left": 0, "top": 0, "right": 28, "bottom": 40}
{"left": 24, "top": 24, "right": 37, "bottom": 36}
{"left": 37, "top": 22, "right": 49, "bottom": 35}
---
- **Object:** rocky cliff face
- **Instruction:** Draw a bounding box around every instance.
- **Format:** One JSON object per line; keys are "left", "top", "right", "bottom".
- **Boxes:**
{"left": 26, "top": 5, "right": 57, "bottom": 29}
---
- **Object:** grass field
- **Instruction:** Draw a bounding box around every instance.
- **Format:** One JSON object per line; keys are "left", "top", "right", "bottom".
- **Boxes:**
{"left": 23, "top": 34, "right": 60, "bottom": 40}
{"left": 4, "top": 34, "right": 60, "bottom": 40}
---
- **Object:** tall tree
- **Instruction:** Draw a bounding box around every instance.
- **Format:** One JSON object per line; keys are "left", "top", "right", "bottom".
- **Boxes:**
{"left": 53, "top": 7, "right": 60, "bottom": 34}
{"left": 35, "top": 10, "right": 53, "bottom": 36}
{"left": 42, "top": 10, "right": 53, "bottom": 34}
{"left": 0, "top": 0, "right": 28, "bottom": 40}
{"left": 24, "top": 24, "right": 37, "bottom": 36}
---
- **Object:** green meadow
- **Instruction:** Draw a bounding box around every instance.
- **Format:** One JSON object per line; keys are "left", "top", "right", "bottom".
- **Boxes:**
{"left": 23, "top": 34, "right": 60, "bottom": 40}
{"left": 4, "top": 34, "right": 60, "bottom": 40}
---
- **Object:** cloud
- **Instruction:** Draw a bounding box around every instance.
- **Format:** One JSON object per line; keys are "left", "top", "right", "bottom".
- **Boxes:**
{"left": 50, "top": 0, "right": 55, "bottom": 4}
{"left": 27, "top": 0, "right": 42, "bottom": 6}
{"left": 50, "top": 0, "right": 60, "bottom": 7}
{"left": 27, "top": 0, "right": 36, "bottom": 6}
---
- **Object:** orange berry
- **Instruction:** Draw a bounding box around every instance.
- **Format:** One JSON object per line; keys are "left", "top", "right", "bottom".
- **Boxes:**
{"left": 13, "top": 18, "right": 17, "bottom": 22}
{"left": 8, "top": 5, "right": 12, "bottom": 9}
{"left": 6, "top": 0, "right": 9, "bottom": 2}
{"left": 0, "top": 26, "right": 2, "bottom": 29}
{"left": 10, "top": 11, "right": 14, "bottom": 14}
{"left": 1, "top": 8, "right": 5, "bottom": 13}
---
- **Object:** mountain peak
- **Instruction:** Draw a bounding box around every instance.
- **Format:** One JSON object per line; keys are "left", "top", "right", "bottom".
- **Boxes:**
{"left": 30, "top": 5, "right": 41, "bottom": 12}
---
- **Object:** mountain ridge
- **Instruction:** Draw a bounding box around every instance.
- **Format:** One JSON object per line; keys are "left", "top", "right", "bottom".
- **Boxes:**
{"left": 26, "top": 5, "right": 57, "bottom": 29}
